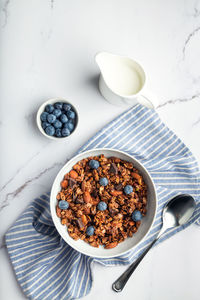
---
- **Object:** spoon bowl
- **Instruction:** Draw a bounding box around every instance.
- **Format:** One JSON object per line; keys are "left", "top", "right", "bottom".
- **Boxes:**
{"left": 163, "top": 194, "right": 196, "bottom": 228}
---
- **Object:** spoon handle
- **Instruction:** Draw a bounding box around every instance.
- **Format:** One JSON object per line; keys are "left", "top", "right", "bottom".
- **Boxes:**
{"left": 112, "top": 238, "right": 158, "bottom": 292}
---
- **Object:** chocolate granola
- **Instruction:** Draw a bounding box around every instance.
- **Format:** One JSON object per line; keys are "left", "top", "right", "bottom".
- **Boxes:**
{"left": 56, "top": 154, "right": 147, "bottom": 249}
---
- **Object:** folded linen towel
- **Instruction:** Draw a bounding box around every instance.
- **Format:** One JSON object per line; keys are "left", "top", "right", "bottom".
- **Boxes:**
{"left": 6, "top": 104, "right": 200, "bottom": 300}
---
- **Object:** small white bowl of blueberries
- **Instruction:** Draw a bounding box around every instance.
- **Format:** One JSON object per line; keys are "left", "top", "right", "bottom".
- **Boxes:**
{"left": 36, "top": 98, "right": 78, "bottom": 140}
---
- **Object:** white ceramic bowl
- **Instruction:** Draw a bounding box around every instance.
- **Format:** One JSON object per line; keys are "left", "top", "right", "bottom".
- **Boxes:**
{"left": 36, "top": 98, "right": 78, "bottom": 140}
{"left": 50, "top": 148, "right": 157, "bottom": 258}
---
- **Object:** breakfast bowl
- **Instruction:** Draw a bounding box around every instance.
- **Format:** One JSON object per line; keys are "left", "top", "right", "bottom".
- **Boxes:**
{"left": 50, "top": 148, "right": 157, "bottom": 258}
{"left": 36, "top": 98, "right": 78, "bottom": 140}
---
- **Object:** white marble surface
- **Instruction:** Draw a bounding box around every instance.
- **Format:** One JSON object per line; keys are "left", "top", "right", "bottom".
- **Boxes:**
{"left": 0, "top": 0, "right": 200, "bottom": 299}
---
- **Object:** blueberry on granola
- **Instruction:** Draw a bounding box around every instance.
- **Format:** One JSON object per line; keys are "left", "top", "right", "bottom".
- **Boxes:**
{"left": 89, "top": 159, "right": 100, "bottom": 169}
{"left": 58, "top": 200, "right": 69, "bottom": 210}
{"left": 97, "top": 201, "right": 107, "bottom": 211}
{"left": 124, "top": 185, "right": 133, "bottom": 195}
{"left": 132, "top": 210, "right": 142, "bottom": 222}
{"left": 86, "top": 226, "right": 95, "bottom": 236}
{"left": 99, "top": 177, "right": 108, "bottom": 186}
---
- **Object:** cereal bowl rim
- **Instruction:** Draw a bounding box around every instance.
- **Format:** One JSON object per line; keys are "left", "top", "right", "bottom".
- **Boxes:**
{"left": 50, "top": 148, "right": 157, "bottom": 258}
{"left": 36, "top": 98, "right": 79, "bottom": 140}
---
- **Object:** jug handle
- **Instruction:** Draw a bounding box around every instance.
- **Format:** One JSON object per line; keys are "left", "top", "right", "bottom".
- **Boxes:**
{"left": 136, "top": 91, "right": 159, "bottom": 109}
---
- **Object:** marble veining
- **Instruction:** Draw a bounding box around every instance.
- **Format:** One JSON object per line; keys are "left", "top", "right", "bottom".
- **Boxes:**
{"left": 192, "top": 116, "right": 200, "bottom": 126}
{"left": 0, "top": 142, "right": 51, "bottom": 193}
{"left": 40, "top": 28, "right": 53, "bottom": 43}
{"left": 0, "top": 161, "right": 67, "bottom": 212}
{"left": 193, "top": 7, "right": 200, "bottom": 17}
{"left": 1, "top": 0, "right": 10, "bottom": 28}
{"left": 192, "top": 1, "right": 200, "bottom": 17}
{"left": 157, "top": 92, "right": 200, "bottom": 109}
{"left": 182, "top": 26, "right": 200, "bottom": 59}
{"left": 50, "top": 0, "right": 54, "bottom": 9}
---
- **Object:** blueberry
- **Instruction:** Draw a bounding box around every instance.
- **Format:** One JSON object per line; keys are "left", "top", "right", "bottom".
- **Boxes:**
{"left": 89, "top": 160, "right": 100, "bottom": 169}
{"left": 53, "top": 109, "right": 62, "bottom": 118}
{"left": 55, "top": 129, "right": 62, "bottom": 137}
{"left": 86, "top": 226, "right": 95, "bottom": 236}
{"left": 47, "top": 114, "right": 56, "bottom": 124}
{"left": 67, "top": 110, "right": 76, "bottom": 119}
{"left": 42, "top": 122, "right": 50, "bottom": 129}
{"left": 45, "top": 104, "right": 54, "bottom": 113}
{"left": 40, "top": 112, "right": 48, "bottom": 122}
{"left": 63, "top": 103, "right": 72, "bottom": 112}
{"left": 97, "top": 201, "right": 107, "bottom": 211}
{"left": 53, "top": 120, "right": 62, "bottom": 129}
{"left": 62, "top": 128, "right": 70, "bottom": 137}
{"left": 58, "top": 200, "right": 69, "bottom": 210}
{"left": 124, "top": 185, "right": 133, "bottom": 195}
{"left": 45, "top": 125, "right": 55, "bottom": 136}
{"left": 54, "top": 102, "right": 63, "bottom": 110}
{"left": 132, "top": 210, "right": 142, "bottom": 222}
{"left": 60, "top": 114, "right": 68, "bottom": 123}
{"left": 99, "top": 177, "right": 108, "bottom": 186}
{"left": 64, "top": 121, "right": 74, "bottom": 132}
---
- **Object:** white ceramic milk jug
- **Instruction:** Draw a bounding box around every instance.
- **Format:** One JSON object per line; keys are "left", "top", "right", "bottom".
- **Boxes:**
{"left": 95, "top": 52, "right": 158, "bottom": 108}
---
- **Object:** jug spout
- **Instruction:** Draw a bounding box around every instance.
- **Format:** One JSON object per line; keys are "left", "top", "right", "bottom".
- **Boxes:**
{"left": 95, "top": 51, "right": 114, "bottom": 72}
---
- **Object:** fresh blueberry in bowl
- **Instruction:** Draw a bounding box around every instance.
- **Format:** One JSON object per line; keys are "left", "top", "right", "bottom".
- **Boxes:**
{"left": 62, "top": 128, "right": 70, "bottom": 137}
{"left": 47, "top": 114, "right": 56, "bottom": 124}
{"left": 64, "top": 121, "right": 74, "bottom": 132}
{"left": 42, "top": 122, "right": 50, "bottom": 129}
{"left": 60, "top": 113, "right": 68, "bottom": 123}
{"left": 45, "top": 125, "right": 55, "bottom": 136}
{"left": 67, "top": 110, "right": 75, "bottom": 119}
{"left": 40, "top": 112, "right": 49, "bottom": 122}
{"left": 54, "top": 102, "right": 63, "bottom": 110}
{"left": 53, "top": 109, "right": 62, "bottom": 118}
{"left": 55, "top": 128, "right": 62, "bottom": 137}
{"left": 63, "top": 103, "right": 71, "bottom": 112}
{"left": 53, "top": 120, "right": 62, "bottom": 129}
{"left": 37, "top": 98, "right": 78, "bottom": 139}
{"left": 45, "top": 104, "right": 54, "bottom": 113}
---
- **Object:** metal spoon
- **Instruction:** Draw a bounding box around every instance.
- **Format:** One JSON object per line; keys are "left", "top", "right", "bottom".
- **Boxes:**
{"left": 112, "top": 194, "right": 196, "bottom": 292}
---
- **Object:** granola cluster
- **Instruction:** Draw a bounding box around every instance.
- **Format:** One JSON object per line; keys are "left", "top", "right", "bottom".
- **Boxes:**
{"left": 56, "top": 155, "right": 147, "bottom": 249}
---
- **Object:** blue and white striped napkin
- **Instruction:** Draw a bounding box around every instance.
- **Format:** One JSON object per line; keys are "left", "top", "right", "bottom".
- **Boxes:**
{"left": 6, "top": 104, "right": 200, "bottom": 300}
